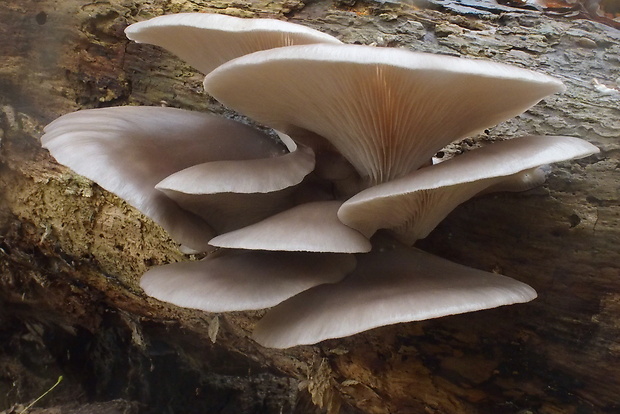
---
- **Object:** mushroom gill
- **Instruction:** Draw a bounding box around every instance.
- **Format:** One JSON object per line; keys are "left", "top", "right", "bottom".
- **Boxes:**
{"left": 204, "top": 43, "right": 565, "bottom": 186}
{"left": 338, "top": 135, "right": 600, "bottom": 244}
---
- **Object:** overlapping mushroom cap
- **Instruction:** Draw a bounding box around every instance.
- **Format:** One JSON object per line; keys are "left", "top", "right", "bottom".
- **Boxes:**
{"left": 204, "top": 43, "right": 565, "bottom": 185}
{"left": 253, "top": 235, "right": 537, "bottom": 348}
{"left": 41, "top": 12, "right": 599, "bottom": 349}
{"left": 141, "top": 249, "right": 356, "bottom": 312}
{"left": 125, "top": 12, "right": 342, "bottom": 75}
{"left": 41, "top": 106, "right": 302, "bottom": 252}
{"left": 338, "top": 135, "right": 599, "bottom": 244}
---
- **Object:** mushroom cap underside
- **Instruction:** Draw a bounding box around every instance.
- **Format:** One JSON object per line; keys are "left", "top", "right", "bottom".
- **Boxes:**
{"left": 205, "top": 43, "right": 565, "bottom": 184}
{"left": 125, "top": 13, "right": 342, "bottom": 75}
{"left": 253, "top": 236, "right": 537, "bottom": 348}
{"left": 41, "top": 106, "right": 288, "bottom": 251}
{"left": 338, "top": 135, "right": 600, "bottom": 243}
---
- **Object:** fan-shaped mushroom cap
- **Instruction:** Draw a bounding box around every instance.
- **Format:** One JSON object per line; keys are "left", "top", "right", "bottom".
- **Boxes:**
{"left": 253, "top": 236, "right": 537, "bottom": 348}
{"left": 209, "top": 201, "right": 372, "bottom": 253}
{"left": 338, "top": 135, "right": 599, "bottom": 244}
{"left": 125, "top": 13, "right": 342, "bottom": 75}
{"left": 161, "top": 191, "right": 299, "bottom": 235}
{"left": 155, "top": 133, "right": 314, "bottom": 195}
{"left": 204, "top": 44, "right": 565, "bottom": 185}
{"left": 140, "top": 249, "right": 356, "bottom": 312}
{"left": 154, "top": 134, "right": 314, "bottom": 233}
{"left": 41, "top": 106, "right": 286, "bottom": 251}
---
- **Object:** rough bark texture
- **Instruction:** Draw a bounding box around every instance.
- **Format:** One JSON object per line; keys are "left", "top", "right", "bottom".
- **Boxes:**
{"left": 1, "top": 0, "right": 618, "bottom": 413}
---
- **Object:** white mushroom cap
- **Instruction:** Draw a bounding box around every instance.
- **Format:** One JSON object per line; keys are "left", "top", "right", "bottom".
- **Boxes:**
{"left": 140, "top": 249, "right": 356, "bottom": 312}
{"left": 155, "top": 133, "right": 314, "bottom": 195}
{"left": 153, "top": 134, "right": 314, "bottom": 233}
{"left": 204, "top": 44, "right": 565, "bottom": 185}
{"left": 338, "top": 135, "right": 599, "bottom": 244}
{"left": 252, "top": 236, "right": 537, "bottom": 348}
{"left": 125, "top": 13, "right": 342, "bottom": 75}
{"left": 41, "top": 106, "right": 286, "bottom": 251}
{"left": 209, "top": 201, "right": 372, "bottom": 253}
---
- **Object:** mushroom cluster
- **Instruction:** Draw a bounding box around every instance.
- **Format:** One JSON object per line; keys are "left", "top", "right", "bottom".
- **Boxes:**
{"left": 41, "top": 13, "right": 599, "bottom": 348}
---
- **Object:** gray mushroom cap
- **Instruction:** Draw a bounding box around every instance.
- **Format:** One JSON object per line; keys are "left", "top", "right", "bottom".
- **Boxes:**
{"left": 155, "top": 132, "right": 314, "bottom": 195}
{"left": 41, "top": 106, "right": 287, "bottom": 251}
{"left": 125, "top": 13, "right": 342, "bottom": 75}
{"left": 209, "top": 201, "right": 372, "bottom": 253}
{"left": 252, "top": 236, "right": 537, "bottom": 348}
{"left": 140, "top": 249, "right": 356, "bottom": 312}
{"left": 154, "top": 132, "right": 315, "bottom": 234}
{"left": 204, "top": 43, "right": 565, "bottom": 185}
{"left": 338, "top": 135, "right": 600, "bottom": 244}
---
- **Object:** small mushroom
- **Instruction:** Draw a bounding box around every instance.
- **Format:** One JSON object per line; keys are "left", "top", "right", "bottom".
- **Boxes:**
{"left": 204, "top": 44, "right": 565, "bottom": 185}
{"left": 125, "top": 13, "right": 342, "bottom": 76}
{"left": 156, "top": 132, "right": 313, "bottom": 195}
{"left": 338, "top": 135, "right": 600, "bottom": 244}
{"left": 41, "top": 106, "right": 288, "bottom": 251}
{"left": 209, "top": 201, "right": 372, "bottom": 253}
{"left": 252, "top": 235, "right": 537, "bottom": 348}
{"left": 154, "top": 133, "right": 315, "bottom": 233}
{"left": 140, "top": 249, "right": 356, "bottom": 312}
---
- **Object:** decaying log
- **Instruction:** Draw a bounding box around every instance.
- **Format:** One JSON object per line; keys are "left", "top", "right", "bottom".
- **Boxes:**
{"left": 1, "top": 0, "right": 618, "bottom": 413}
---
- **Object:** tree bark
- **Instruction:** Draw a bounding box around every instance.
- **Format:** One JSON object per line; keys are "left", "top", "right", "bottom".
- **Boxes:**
{"left": 1, "top": 0, "right": 618, "bottom": 413}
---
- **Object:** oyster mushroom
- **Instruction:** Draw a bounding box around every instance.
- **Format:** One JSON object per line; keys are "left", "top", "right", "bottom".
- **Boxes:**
{"left": 209, "top": 201, "right": 372, "bottom": 253}
{"left": 41, "top": 106, "right": 305, "bottom": 251}
{"left": 40, "top": 13, "right": 600, "bottom": 349}
{"left": 204, "top": 43, "right": 565, "bottom": 185}
{"left": 125, "top": 12, "right": 342, "bottom": 76}
{"left": 338, "top": 135, "right": 600, "bottom": 244}
{"left": 154, "top": 133, "right": 315, "bottom": 234}
{"left": 253, "top": 235, "right": 537, "bottom": 348}
{"left": 140, "top": 249, "right": 356, "bottom": 312}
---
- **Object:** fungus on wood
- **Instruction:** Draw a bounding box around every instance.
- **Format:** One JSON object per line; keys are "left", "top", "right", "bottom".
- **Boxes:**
{"left": 124, "top": 12, "right": 342, "bottom": 75}
{"left": 42, "top": 106, "right": 291, "bottom": 252}
{"left": 338, "top": 135, "right": 600, "bottom": 244}
{"left": 203, "top": 43, "right": 566, "bottom": 186}
{"left": 40, "top": 12, "right": 599, "bottom": 349}
{"left": 140, "top": 249, "right": 356, "bottom": 312}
